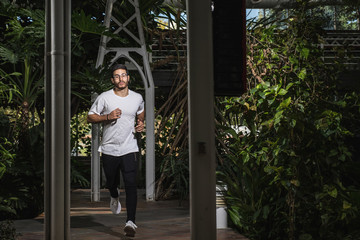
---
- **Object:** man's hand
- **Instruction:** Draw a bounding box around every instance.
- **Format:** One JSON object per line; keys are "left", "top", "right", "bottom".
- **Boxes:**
{"left": 108, "top": 108, "right": 122, "bottom": 120}
{"left": 135, "top": 119, "right": 144, "bottom": 132}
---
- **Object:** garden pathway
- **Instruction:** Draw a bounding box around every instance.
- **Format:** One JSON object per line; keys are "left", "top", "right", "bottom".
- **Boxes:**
{"left": 14, "top": 189, "right": 248, "bottom": 240}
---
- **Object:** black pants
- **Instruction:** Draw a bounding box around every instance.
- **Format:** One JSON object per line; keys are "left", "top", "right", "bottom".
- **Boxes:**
{"left": 102, "top": 152, "right": 138, "bottom": 223}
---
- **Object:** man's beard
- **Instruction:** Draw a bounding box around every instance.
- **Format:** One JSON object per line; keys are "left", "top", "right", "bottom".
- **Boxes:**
{"left": 113, "top": 81, "right": 127, "bottom": 90}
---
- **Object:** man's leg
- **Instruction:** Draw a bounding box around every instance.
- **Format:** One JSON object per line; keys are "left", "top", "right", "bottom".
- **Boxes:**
{"left": 102, "top": 153, "right": 122, "bottom": 214}
{"left": 102, "top": 153, "right": 121, "bottom": 198}
{"left": 120, "top": 152, "right": 138, "bottom": 223}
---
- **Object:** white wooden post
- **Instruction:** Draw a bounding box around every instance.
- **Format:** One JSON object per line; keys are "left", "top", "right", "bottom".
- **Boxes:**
{"left": 91, "top": 93, "right": 101, "bottom": 202}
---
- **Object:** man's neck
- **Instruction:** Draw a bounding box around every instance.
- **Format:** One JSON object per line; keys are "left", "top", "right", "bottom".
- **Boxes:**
{"left": 113, "top": 87, "right": 129, "bottom": 97}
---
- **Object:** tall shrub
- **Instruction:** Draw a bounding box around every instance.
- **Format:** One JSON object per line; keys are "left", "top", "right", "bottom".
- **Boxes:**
{"left": 217, "top": 6, "right": 360, "bottom": 240}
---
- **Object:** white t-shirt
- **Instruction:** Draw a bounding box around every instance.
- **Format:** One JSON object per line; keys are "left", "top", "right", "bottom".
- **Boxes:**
{"left": 88, "top": 89, "right": 144, "bottom": 156}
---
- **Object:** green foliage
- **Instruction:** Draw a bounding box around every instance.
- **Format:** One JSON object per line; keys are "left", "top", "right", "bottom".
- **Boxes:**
{"left": 0, "top": 72, "right": 20, "bottom": 104}
{"left": 72, "top": 10, "right": 109, "bottom": 35}
{"left": 154, "top": 70, "right": 188, "bottom": 201}
{"left": 70, "top": 112, "right": 91, "bottom": 188}
{"left": 71, "top": 111, "right": 92, "bottom": 156}
{"left": 71, "top": 63, "right": 113, "bottom": 112}
{"left": 0, "top": 4, "right": 46, "bottom": 220}
{"left": 0, "top": 220, "right": 18, "bottom": 240}
{"left": 1, "top": 7, "right": 45, "bottom": 60}
{"left": 158, "top": 150, "right": 189, "bottom": 204}
{"left": 0, "top": 124, "right": 44, "bottom": 220}
{"left": 217, "top": 6, "right": 360, "bottom": 240}
{"left": 324, "top": 4, "right": 360, "bottom": 30}
{"left": 0, "top": 4, "right": 45, "bottom": 132}
{"left": 0, "top": 60, "right": 44, "bottom": 111}
{"left": 0, "top": 138, "right": 17, "bottom": 219}
{"left": 71, "top": 164, "right": 90, "bottom": 189}
{"left": 71, "top": 9, "right": 125, "bottom": 57}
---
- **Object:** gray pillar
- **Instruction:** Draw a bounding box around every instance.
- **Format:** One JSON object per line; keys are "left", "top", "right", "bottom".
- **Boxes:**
{"left": 91, "top": 93, "right": 101, "bottom": 202}
{"left": 44, "top": 0, "right": 71, "bottom": 239}
{"left": 186, "top": 0, "right": 217, "bottom": 239}
{"left": 142, "top": 52, "right": 156, "bottom": 201}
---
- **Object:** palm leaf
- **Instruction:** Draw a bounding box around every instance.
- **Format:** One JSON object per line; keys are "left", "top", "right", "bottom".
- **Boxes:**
{"left": 0, "top": 45, "right": 18, "bottom": 64}
{"left": 72, "top": 10, "right": 125, "bottom": 42}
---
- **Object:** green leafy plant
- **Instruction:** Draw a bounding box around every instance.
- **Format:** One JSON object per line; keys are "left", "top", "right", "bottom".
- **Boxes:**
{"left": 0, "top": 138, "right": 17, "bottom": 220}
{"left": 0, "top": 123, "right": 44, "bottom": 220}
{"left": 157, "top": 150, "right": 189, "bottom": 205}
{"left": 216, "top": 5, "right": 360, "bottom": 240}
{"left": 70, "top": 111, "right": 91, "bottom": 188}
{"left": 0, "top": 220, "right": 18, "bottom": 240}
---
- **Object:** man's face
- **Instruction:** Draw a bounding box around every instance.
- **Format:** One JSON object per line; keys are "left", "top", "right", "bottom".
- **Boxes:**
{"left": 111, "top": 69, "right": 130, "bottom": 90}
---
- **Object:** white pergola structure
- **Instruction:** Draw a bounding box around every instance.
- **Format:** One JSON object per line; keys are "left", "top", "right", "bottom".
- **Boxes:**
{"left": 92, "top": 0, "right": 156, "bottom": 201}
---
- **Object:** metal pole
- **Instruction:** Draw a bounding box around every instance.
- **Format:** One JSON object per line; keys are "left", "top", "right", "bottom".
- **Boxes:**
{"left": 44, "top": 0, "right": 51, "bottom": 237}
{"left": 45, "top": 0, "right": 71, "bottom": 239}
{"left": 91, "top": 93, "right": 101, "bottom": 202}
{"left": 186, "top": 0, "right": 217, "bottom": 239}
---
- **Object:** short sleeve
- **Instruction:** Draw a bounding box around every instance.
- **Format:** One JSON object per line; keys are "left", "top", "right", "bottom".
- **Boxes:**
{"left": 88, "top": 95, "right": 105, "bottom": 116}
{"left": 137, "top": 96, "right": 144, "bottom": 115}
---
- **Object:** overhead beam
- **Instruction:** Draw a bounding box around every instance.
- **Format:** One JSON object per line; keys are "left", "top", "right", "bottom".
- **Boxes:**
{"left": 246, "top": 0, "right": 350, "bottom": 9}
{"left": 164, "top": 0, "right": 351, "bottom": 9}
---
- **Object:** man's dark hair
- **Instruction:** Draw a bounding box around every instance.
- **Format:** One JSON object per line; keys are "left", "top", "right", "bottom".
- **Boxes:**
{"left": 111, "top": 63, "right": 128, "bottom": 75}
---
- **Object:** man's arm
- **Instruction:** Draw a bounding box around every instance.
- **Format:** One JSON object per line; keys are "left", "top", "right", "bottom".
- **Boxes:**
{"left": 87, "top": 113, "right": 108, "bottom": 123}
{"left": 135, "top": 110, "right": 145, "bottom": 132}
{"left": 87, "top": 108, "right": 122, "bottom": 123}
{"left": 137, "top": 111, "right": 145, "bottom": 122}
